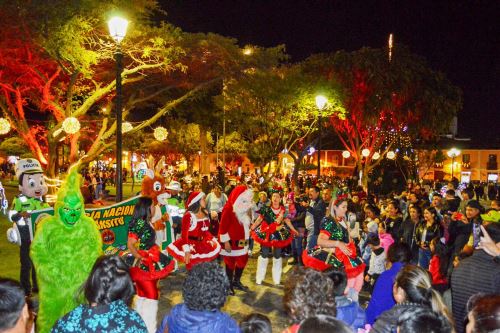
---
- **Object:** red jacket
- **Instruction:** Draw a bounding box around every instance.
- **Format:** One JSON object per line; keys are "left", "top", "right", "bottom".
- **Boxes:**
{"left": 429, "top": 255, "right": 448, "bottom": 285}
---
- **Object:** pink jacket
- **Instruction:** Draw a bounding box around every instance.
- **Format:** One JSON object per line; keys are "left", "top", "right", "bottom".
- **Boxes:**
{"left": 379, "top": 232, "right": 395, "bottom": 253}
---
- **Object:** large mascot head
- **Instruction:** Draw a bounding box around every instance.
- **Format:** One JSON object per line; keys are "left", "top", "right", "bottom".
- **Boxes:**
{"left": 15, "top": 158, "right": 48, "bottom": 199}
{"left": 141, "top": 156, "right": 170, "bottom": 205}
{"left": 54, "top": 166, "right": 84, "bottom": 228}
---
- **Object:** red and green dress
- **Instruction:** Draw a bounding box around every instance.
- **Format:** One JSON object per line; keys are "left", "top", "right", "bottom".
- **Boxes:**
{"left": 302, "top": 216, "right": 365, "bottom": 278}
{"left": 251, "top": 205, "right": 294, "bottom": 248}
{"left": 125, "top": 218, "right": 175, "bottom": 281}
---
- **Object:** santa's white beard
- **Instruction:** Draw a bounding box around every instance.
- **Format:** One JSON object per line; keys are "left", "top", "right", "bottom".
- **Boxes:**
{"left": 235, "top": 209, "right": 251, "bottom": 228}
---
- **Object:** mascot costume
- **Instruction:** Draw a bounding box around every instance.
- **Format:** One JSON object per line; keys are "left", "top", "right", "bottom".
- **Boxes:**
{"left": 219, "top": 185, "right": 254, "bottom": 295}
{"left": 140, "top": 157, "right": 174, "bottom": 252}
{"left": 31, "top": 166, "right": 102, "bottom": 333}
{"left": 7, "top": 158, "right": 49, "bottom": 296}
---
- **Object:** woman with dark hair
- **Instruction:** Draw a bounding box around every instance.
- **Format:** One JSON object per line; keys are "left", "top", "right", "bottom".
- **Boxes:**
{"left": 371, "top": 265, "right": 453, "bottom": 333}
{"left": 429, "top": 238, "right": 451, "bottom": 293}
{"left": 157, "top": 262, "right": 239, "bottom": 333}
{"left": 383, "top": 199, "right": 403, "bottom": 241}
{"left": 125, "top": 196, "right": 175, "bottom": 332}
{"left": 52, "top": 255, "right": 147, "bottom": 332}
{"left": 251, "top": 189, "right": 298, "bottom": 285}
{"left": 283, "top": 267, "right": 337, "bottom": 333}
{"left": 297, "top": 315, "right": 353, "bottom": 333}
{"left": 167, "top": 191, "right": 221, "bottom": 270}
{"left": 302, "top": 197, "right": 365, "bottom": 300}
{"left": 415, "top": 206, "right": 442, "bottom": 269}
{"left": 239, "top": 313, "right": 272, "bottom": 333}
{"left": 399, "top": 204, "right": 422, "bottom": 263}
{"left": 466, "top": 294, "right": 500, "bottom": 333}
{"left": 396, "top": 307, "right": 453, "bottom": 333}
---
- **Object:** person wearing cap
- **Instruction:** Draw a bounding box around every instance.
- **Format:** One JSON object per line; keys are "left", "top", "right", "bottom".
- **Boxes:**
{"left": 167, "top": 191, "right": 221, "bottom": 270}
{"left": 166, "top": 180, "right": 185, "bottom": 240}
{"left": 7, "top": 158, "right": 49, "bottom": 296}
{"left": 449, "top": 200, "right": 484, "bottom": 255}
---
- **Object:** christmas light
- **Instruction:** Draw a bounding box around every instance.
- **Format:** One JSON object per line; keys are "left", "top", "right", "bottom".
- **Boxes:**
{"left": 387, "top": 151, "right": 396, "bottom": 159}
{"left": 62, "top": 117, "right": 80, "bottom": 134}
{"left": 372, "top": 152, "right": 380, "bottom": 160}
{"left": 361, "top": 148, "right": 370, "bottom": 157}
{"left": 122, "top": 122, "right": 133, "bottom": 133}
{"left": 0, "top": 118, "right": 11, "bottom": 135}
{"left": 342, "top": 151, "right": 351, "bottom": 159}
{"left": 154, "top": 126, "right": 168, "bottom": 141}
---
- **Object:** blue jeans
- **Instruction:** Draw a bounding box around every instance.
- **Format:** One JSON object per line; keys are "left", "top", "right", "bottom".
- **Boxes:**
{"left": 292, "top": 234, "right": 304, "bottom": 258}
{"left": 418, "top": 248, "right": 432, "bottom": 269}
{"left": 307, "top": 231, "right": 317, "bottom": 250}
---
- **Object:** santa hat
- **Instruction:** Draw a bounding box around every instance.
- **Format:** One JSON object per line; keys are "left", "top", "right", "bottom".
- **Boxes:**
{"left": 227, "top": 185, "right": 249, "bottom": 206}
{"left": 186, "top": 191, "right": 205, "bottom": 208}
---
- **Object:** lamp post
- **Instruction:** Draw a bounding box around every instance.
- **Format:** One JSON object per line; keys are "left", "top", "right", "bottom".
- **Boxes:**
{"left": 315, "top": 95, "right": 327, "bottom": 178}
{"left": 108, "top": 16, "right": 129, "bottom": 202}
{"left": 447, "top": 147, "right": 461, "bottom": 180}
{"left": 198, "top": 151, "right": 202, "bottom": 177}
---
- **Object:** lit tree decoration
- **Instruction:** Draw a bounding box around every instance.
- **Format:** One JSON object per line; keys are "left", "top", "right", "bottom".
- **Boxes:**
{"left": 342, "top": 151, "right": 351, "bottom": 159}
{"left": 372, "top": 152, "right": 381, "bottom": 160}
{"left": 62, "top": 117, "right": 80, "bottom": 134}
{"left": 0, "top": 118, "right": 11, "bottom": 135}
{"left": 154, "top": 126, "right": 168, "bottom": 141}
{"left": 361, "top": 148, "right": 370, "bottom": 157}
{"left": 387, "top": 151, "right": 396, "bottom": 160}
{"left": 122, "top": 122, "right": 133, "bottom": 133}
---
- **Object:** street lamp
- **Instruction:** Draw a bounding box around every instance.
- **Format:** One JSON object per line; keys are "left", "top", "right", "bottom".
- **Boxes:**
{"left": 447, "top": 147, "right": 461, "bottom": 180}
{"left": 315, "top": 95, "right": 327, "bottom": 178}
{"left": 108, "top": 16, "right": 129, "bottom": 202}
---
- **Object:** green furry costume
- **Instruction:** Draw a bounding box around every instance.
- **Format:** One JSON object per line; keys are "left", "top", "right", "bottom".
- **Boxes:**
{"left": 31, "top": 167, "right": 102, "bottom": 333}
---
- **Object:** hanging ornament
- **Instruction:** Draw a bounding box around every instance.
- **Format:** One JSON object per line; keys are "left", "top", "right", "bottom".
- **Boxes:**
{"left": 372, "top": 152, "right": 380, "bottom": 160}
{"left": 154, "top": 126, "right": 168, "bottom": 141}
{"left": 361, "top": 148, "right": 370, "bottom": 157}
{"left": 122, "top": 122, "right": 133, "bottom": 133}
{"left": 387, "top": 151, "right": 396, "bottom": 160}
{"left": 342, "top": 151, "right": 351, "bottom": 159}
{"left": 62, "top": 117, "right": 80, "bottom": 134}
{"left": 0, "top": 118, "right": 11, "bottom": 135}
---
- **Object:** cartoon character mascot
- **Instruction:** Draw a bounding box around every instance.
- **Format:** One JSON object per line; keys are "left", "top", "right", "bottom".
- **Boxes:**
{"left": 7, "top": 158, "right": 49, "bottom": 296}
{"left": 31, "top": 165, "right": 102, "bottom": 333}
{"left": 219, "top": 185, "right": 254, "bottom": 295}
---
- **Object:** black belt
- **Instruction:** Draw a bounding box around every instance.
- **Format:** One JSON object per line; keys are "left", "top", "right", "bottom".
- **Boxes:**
{"left": 188, "top": 236, "right": 203, "bottom": 241}
{"left": 231, "top": 239, "right": 249, "bottom": 247}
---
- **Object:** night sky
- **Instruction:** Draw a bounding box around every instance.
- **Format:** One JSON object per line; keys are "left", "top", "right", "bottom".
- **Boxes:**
{"left": 160, "top": 1, "right": 499, "bottom": 142}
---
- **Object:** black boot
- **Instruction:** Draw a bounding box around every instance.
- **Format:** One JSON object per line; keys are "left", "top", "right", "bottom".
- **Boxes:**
{"left": 225, "top": 265, "right": 235, "bottom": 295}
{"left": 233, "top": 267, "right": 249, "bottom": 292}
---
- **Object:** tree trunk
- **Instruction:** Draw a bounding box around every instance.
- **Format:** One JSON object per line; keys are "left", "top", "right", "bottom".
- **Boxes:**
{"left": 46, "top": 136, "right": 58, "bottom": 178}
{"left": 68, "top": 133, "right": 80, "bottom": 164}
{"left": 199, "top": 126, "right": 208, "bottom": 175}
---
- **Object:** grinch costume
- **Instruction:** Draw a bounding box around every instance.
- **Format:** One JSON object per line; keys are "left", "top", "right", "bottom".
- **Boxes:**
{"left": 219, "top": 185, "right": 254, "bottom": 294}
{"left": 31, "top": 166, "right": 102, "bottom": 333}
{"left": 7, "top": 158, "right": 49, "bottom": 295}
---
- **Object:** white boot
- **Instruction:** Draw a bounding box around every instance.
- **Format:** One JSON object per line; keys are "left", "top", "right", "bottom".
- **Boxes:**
{"left": 134, "top": 296, "right": 158, "bottom": 333}
{"left": 142, "top": 298, "right": 159, "bottom": 333}
{"left": 256, "top": 256, "right": 269, "bottom": 285}
{"left": 272, "top": 257, "right": 283, "bottom": 285}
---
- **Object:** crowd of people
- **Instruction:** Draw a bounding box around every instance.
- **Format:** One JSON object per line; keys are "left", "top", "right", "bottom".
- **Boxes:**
{"left": 1, "top": 170, "right": 500, "bottom": 333}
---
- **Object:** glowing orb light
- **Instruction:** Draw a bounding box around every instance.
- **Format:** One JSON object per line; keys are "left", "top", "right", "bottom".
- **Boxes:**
{"left": 0, "top": 118, "right": 11, "bottom": 135}
{"left": 62, "top": 117, "right": 80, "bottom": 134}
{"left": 154, "top": 126, "right": 168, "bottom": 141}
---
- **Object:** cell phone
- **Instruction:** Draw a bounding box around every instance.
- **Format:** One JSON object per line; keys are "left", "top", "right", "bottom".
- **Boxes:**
{"left": 455, "top": 213, "right": 464, "bottom": 220}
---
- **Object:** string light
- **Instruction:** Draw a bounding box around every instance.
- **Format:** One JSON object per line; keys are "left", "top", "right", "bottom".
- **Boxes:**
{"left": 122, "top": 122, "right": 133, "bottom": 133}
{"left": 62, "top": 117, "right": 80, "bottom": 134}
{"left": 154, "top": 126, "right": 168, "bottom": 141}
{"left": 0, "top": 118, "right": 11, "bottom": 135}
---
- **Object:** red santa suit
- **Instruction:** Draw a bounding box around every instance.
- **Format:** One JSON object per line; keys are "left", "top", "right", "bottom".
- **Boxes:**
{"left": 167, "top": 192, "right": 221, "bottom": 270}
{"left": 219, "top": 185, "right": 254, "bottom": 294}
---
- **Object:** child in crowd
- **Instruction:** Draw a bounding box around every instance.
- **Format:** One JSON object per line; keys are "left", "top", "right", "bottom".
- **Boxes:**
{"left": 364, "top": 234, "right": 386, "bottom": 291}
{"left": 378, "top": 221, "right": 395, "bottom": 253}
{"left": 429, "top": 238, "right": 450, "bottom": 293}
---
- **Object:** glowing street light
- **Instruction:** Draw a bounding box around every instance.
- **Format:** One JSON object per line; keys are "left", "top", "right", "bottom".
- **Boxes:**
{"left": 447, "top": 148, "right": 461, "bottom": 180}
{"left": 108, "top": 15, "right": 129, "bottom": 202}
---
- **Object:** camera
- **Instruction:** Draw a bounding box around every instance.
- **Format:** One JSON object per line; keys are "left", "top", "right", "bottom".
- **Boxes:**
{"left": 296, "top": 195, "right": 309, "bottom": 204}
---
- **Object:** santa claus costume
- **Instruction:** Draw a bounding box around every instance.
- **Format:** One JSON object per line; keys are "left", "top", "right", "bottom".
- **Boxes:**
{"left": 167, "top": 192, "right": 221, "bottom": 270}
{"left": 219, "top": 185, "right": 254, "bottom": 295}
{"left": 251, "top": 189, "right": 298, "bottom": 286}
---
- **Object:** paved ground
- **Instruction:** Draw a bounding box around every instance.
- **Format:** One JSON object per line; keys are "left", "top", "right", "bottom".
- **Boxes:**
{"left": 158, "top": 254, "right": 291, "bottom": 332}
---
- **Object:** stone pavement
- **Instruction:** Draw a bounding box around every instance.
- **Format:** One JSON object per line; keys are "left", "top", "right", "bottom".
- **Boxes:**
{"left": 158, "top": 255, "right": 291, "bottom": 332}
